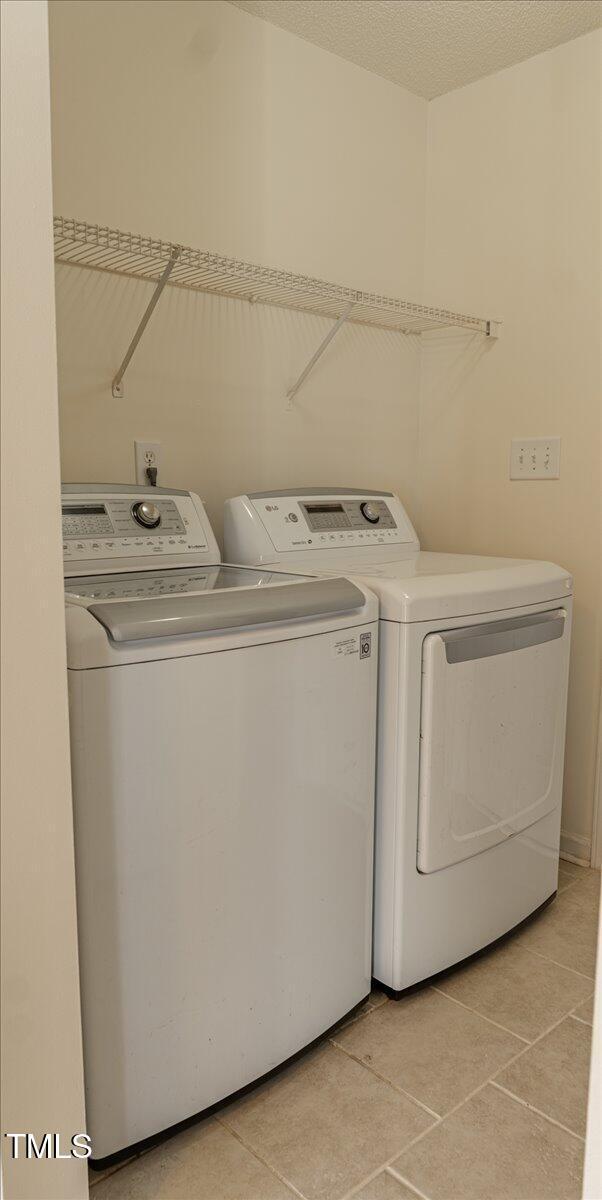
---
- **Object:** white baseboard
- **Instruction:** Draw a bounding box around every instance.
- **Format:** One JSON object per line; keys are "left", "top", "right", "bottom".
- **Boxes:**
{"left": 560, "top": 830, "right": 591, "bottom": 866}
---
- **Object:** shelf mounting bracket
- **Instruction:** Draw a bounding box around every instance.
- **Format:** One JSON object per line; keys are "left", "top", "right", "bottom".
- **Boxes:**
{"left": 112, "top": 247, "right": 181, "bottom": 398}
{"left": 286, "top": 300, "right": 356, "bottom": 406}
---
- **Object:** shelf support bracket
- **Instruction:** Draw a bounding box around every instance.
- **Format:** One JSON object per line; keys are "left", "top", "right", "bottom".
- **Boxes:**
{"left": 112, "top": 247, "right": 181, "bottom": 398}
{"left": 286, "top": 301, "right": 356, "bottom": 406}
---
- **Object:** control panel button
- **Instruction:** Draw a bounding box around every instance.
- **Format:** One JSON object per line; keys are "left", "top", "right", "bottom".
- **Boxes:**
{"left": 360, "top": 502, "right": 380, "bottom": 524}
{"left": 132, "top": 500, "right": 161, "bottom": 529}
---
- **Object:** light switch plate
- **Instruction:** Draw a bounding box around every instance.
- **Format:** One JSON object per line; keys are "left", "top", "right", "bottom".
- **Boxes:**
{"left": 510, "top": 437, "right": 561, "bottom": 480}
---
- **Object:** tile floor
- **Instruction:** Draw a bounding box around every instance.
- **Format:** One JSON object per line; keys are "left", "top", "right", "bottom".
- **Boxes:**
{"left": 90, "top": 863, "right": 599, "bottom": 1200}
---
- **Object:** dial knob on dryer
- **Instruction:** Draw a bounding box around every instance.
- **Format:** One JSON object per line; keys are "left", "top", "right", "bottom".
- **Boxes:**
{"left": 360, "top": 501, "right": 380, "bottom": 524}
{"left": 132, "top": 500, "right": 161, "bottom": 529}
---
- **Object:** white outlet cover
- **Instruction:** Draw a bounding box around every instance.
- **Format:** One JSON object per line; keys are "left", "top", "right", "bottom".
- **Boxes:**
{"left": 510, "top": 437, "right": 561, "bottom": 480}
{"left": 134, "top": 440, "right": 161, "bottom": 486}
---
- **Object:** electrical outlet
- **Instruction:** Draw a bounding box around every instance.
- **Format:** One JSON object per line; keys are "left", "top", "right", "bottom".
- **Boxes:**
{"left": 510, "top": 437, "right": 561, "bottom": 480}
{"left": 134, "top": 440, "right": 161, "bottom": 486}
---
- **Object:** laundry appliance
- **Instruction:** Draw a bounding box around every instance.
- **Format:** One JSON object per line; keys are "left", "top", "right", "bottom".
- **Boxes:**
{"left": 63, "top": 484, "right": 378, "bottom": 1164}
{"left": 224, "top": 488, "right": 573, "bottom": 996}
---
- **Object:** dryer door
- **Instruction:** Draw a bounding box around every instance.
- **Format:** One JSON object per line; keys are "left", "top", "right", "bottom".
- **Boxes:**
{"left": 417, "top": 609, "right": 569, "bottom": 873}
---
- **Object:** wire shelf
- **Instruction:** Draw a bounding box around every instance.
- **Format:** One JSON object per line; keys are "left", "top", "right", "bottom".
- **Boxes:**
{"left": 54, "top": 216, "right": 498, "bottom": 337}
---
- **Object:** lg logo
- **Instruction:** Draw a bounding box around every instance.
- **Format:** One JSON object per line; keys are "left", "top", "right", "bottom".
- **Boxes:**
{"left": 3, "top": 1133, "right": 92, "bottom": 1160}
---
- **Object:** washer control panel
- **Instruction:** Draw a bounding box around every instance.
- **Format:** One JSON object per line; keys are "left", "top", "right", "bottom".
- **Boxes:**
{"left": 62, "top": 488, "right": 219, "bottom": 573}
{"left": 300, "top": 499, "right": 396, "bottom": 533}
{"left": 241, "top": 492, "right": 419, "bottom": 554}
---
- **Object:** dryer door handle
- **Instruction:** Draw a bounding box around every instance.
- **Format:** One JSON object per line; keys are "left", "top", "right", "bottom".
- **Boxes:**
{"left": 439, "top": 609, "right": 566, "bottom": 664}
{"left": 88, "top": 577, "right": 366, "bottom": 642}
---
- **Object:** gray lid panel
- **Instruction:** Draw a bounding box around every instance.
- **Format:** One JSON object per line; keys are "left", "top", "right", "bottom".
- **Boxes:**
{"left": 89, "top": 577, "right": 366, "bottom": 642}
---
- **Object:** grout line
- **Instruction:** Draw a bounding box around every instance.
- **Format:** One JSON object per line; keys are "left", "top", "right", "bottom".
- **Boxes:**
{"left": 338, "top": 971, "right": 596, "bottom": 1188}
{"left": 386, "top": 1165, "right": 432, "bottom": 1199}
{"left": 341, "top": 1159, "right": 404, "bottom": 1200}
{"left": 386, "top": 986, "right": 598, "bottom": 1174}
{"left": 215, "top": 1115, "right": 306, "bottom": 1199}
{"left": 569, "top": 1012, "right": 594, "bottom": 1028}
{"left": 331, "top": 954, "right": 596, "bottom": 1200}
{"left": 489, "top": 1081, "right": 585, "bottom": 1143}
{"left": 341, "top": 1139, "right": 436, "bottom": 1200}
{"left": 515, "top": 943, "right": 595, "bottom": 982}
{"left": 333, "top": 1000, "right": 378, "bottom": 1034}
{"left": 557, "top": 869, "right": 589, "bottom": 888}
{"left": 383, "top": 1076, "right": 494, "bottom": 1162}
{"left": 429, "top": 985, "right": 531, "bottom": 1044}
{"left": 369, "top": 995, "right": 390, "bottom": 1011}
{"left": 329, "top": 1039, "right": 441, "bottom": 1121}
{"left": 557, "top": 880, "right": 581, "bottom": 895}
{"left": 486, "top": 997, "right": 594, "bottom": 1088}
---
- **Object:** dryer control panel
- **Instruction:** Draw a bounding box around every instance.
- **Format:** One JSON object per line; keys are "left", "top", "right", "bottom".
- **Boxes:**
{"left": 62, "top": 485, "right": 220, "bottom": 576}
{"left": 224, "top": 489, "right": 420, "bottom": 562}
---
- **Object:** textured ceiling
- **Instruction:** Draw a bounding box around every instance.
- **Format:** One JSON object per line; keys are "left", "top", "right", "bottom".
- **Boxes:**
{"left": 229, "top": 0, "right": 601, "bottom": 98}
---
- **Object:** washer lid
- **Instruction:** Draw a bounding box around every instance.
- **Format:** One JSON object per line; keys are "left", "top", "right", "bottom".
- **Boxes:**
{"left": 64, "top": 564, "right": 304, "bottom": 601}
{"left": 291, "top": 551, "right": 573, "bottom": 622}
{"left": 66, "top": 566, "right": 367, "bottom": 642}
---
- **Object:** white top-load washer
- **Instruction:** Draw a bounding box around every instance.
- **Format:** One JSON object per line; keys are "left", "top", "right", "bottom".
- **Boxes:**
{"left": 224, "top": 488, "right": 573, "bottom": 995}
{"left": 63, "top": 484, "right": 378, "bottom": 1165}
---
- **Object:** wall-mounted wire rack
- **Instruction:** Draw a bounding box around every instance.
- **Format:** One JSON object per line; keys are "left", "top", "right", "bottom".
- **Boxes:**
{"left": 54, "top": 216, "right": 501, "bottom": 400}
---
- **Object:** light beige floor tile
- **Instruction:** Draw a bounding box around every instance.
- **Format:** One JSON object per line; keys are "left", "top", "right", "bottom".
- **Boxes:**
{"left": 558, "top": 860, "right": 596, "bottom": 881}
{"left": 334, "top": 988, "right": 522, "bottom": 1116}
{"left": 435, "top": 940, "right": 593, "bottom": 1040}
{"left": 573, "top": 995, "right": 595, "bottom": 1025}
{"left": 352, "top": 1170, "right": 420, "bottom": 1199}
{"left": 369, "top": 986, "right": 389, "bottom": 1009}
{"left": 339, "top": 997, "right": 374, "bottom": 1024}
{"left": 221, "top": 1043, "right": 433, "bottom": 1200}
{"left": 513, "top": 880, "right": 599, "bottom": 977}
{"left": 495, "top": 1015, "right": 592, "bottom": 1136}
{"left": 393, "top": 1083, "right": 584, "bottom": 1200}
{"left": 558, "top": 866, "right": 579, "bottom": 892}
{"left": 91, "top": 1119, "right": 295, "bottom": 1200}
{"left": 574, "top": 869, "right": 601, "bottom": 903}
{"left": 89, "top": 1158, "right": 137, "bottom": 1188}
{"left": 336, "top": 997, "right": 376, "bottom": 1032}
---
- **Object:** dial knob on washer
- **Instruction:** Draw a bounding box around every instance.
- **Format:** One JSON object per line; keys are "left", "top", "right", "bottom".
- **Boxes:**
{"left": 132, "top": 500, "right": 161, "bottom": 529}
{"left": 360, "top": 501, "right": 380, "bottom": 524}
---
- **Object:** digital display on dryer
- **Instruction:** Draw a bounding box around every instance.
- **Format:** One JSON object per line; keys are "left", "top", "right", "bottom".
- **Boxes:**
{"left": 301, "top": 503, "right": 351, "bottom": 530}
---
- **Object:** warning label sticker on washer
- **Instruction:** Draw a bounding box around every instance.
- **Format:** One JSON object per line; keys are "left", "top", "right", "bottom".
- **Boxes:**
{"left": 332, "top": 633, "right": 372, "bottom": 660}
{"left": 333, "top": 635, "right": 359, "bottom": 658}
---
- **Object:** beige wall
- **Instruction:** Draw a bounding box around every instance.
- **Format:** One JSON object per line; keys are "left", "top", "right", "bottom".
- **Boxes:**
{"left": 421, "top": 30, "right": 601, "bottom": 853}
{"left": 48, "top": 3, "right": 600, "bottom": 851}
{"left": 0, "top": 3, "right": 88, "bottom": 1197}
{"left": 49, "top": 0, "right": 427, "bottom": 544}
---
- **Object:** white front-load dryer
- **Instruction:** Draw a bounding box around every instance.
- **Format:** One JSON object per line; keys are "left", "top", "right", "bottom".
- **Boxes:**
{"left": 224, "top": 488, "right": 573, "bottom": 995}
{"left": 63, "top": 484, "right": 378, "bottom": 1165}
